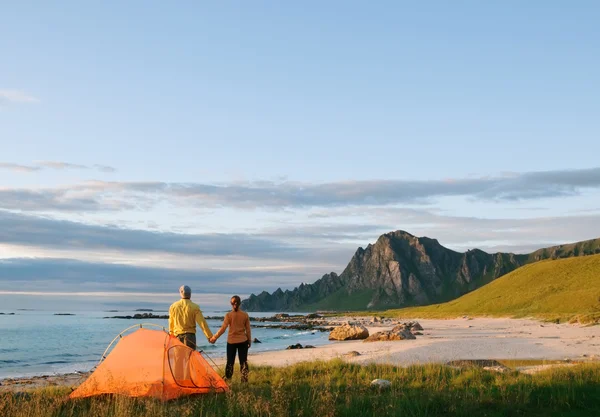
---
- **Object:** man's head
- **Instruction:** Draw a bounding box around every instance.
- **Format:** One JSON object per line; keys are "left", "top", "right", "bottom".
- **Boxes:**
{"left": 179, "top": 285, "right": 191, "bottom": 299}
{"left": 230, "top": 295, "right": 241, "bottom": 311}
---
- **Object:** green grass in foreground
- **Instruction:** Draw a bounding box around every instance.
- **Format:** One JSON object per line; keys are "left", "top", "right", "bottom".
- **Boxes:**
{"left": 377, "top": 254, "right": 600, "bottom": 323}
{"left": 3, "top": 360, "right": 600, "bottom": 417}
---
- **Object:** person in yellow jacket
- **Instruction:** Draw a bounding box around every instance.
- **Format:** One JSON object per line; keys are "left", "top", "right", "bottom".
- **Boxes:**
{"left": 169, "top": 285, "right": 213, "bottom": 350}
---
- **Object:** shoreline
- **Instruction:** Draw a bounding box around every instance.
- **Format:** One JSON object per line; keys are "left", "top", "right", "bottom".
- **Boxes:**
{"left": 2, "top": 316, "right": 599, "bottom": 392}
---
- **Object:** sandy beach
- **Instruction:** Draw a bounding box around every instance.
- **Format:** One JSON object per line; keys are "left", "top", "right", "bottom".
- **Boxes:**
{"left": 2, "top": 316, "right": 599, "bottom": 392}
{"left": 236, "top": 317, "right": 600, "bottom": 368}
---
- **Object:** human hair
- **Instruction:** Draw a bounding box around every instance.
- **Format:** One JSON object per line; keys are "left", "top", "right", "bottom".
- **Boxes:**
{"left": 231, "top": 295, "right": 241, "bottom": 305}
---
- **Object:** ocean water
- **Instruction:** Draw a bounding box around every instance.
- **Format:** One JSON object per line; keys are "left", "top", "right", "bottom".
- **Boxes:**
{"left": 0, "top": 309, "right": 331, "bottom": 379}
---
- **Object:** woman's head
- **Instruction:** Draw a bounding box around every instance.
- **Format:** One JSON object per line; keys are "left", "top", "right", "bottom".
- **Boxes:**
{"left": 230, "top": 295, "right": 241, "bottom": 311}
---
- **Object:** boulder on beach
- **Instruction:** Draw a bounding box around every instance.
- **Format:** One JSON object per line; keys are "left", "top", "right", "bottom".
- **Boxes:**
{"left": 364, "top": 328, "right": 416, "bottom": 342}
{"left": 392, "top": 321, "right": 424, "bottom": 333}
{"left": 252, "top": 338, "right": 262, "bottom": 344}
{"left": 345, "top": 351, "right": 361, "bottom": 357}
{"left": 329, "top": 324, "right": 369, "bottom": 341}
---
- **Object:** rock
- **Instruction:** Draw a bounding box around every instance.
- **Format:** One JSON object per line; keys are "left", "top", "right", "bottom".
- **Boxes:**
{"left": 275, "top": 313, "right": 290, "bottom": 319}
{"left": 286, "top": 343, "right": 314, "bottom": 349}
{"left": 370, "top": 316, "right": 383, "bottom": 323}
{"left": 329, "top": 324, "right": 369, "bottom": 341}
{"left": 391, "top": 324, "right": 409, "bottom": 333}
{"left": 446, "top": 360, "right": 511, "bottom": 373}
{"left": 409, "top": 321, "right": 424, "bottom": 331}
{"left": 105, "top": 313, "right": 169, "bottom": 319}
{"left": 412, "top": 331, "right": 423, "bottom": 336}
{"left": 253, "top": 338, "right": 262, "bottom": 344}
{"left": 364, "top": 328, "right": 416, "bottom": 342}
{"left": 345, "top": 351, "right": 361, "bottom": 357}
{"left": 370, "top": 379, "right": 391, "bottom": 389}
{"left": 305, "top": 313, "right": 321, "bottom": 319}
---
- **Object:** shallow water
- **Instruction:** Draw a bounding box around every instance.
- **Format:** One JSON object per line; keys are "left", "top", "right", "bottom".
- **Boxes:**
{"left": 0, "top": 309, "right": 330, "bottom": 379}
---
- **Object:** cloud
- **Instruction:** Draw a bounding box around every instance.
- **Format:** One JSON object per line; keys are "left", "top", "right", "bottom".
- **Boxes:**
{"left": 37, "top": 161, "right": 89, "bottom": 170}
{"left": 0, "top": 257, "right": 309, "bottom": 295}
{"left": 0, "top": 89, "right": 40, "bottom": 105}
{"left": 0, "top": 211, "right": 309, "bottom": 259}
{"left": 93, "top": 164, "right": 117, "bottom": 173}
{"left": 0, "top": 189, "right": 123, "bottom": 212}
{"left": 0, "top": 163, "right": 41, "bottom": 173}
{"left": 0, "top": 161, "right": 116, "bottom": 174}
{"left": 353, "top": 207, "right": 600, "bottom": 253}
{"left": 2, "top": 166, "right": 597, "bottom": 213}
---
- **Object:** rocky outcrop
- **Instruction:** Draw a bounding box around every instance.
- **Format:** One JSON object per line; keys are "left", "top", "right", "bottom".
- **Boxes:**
{"left": 104, "top": 313, "right": 169, "bottom": 319}
{"left": 242, "top": 231, "right": 600, "bottom": 311}
{"left": 329, "top": 324, "right": 369, "bottom": 341}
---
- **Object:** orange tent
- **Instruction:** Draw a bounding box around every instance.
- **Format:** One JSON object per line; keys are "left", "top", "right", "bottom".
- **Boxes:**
{"left": 70, "top": 327, "right": 229, "bottom": 400}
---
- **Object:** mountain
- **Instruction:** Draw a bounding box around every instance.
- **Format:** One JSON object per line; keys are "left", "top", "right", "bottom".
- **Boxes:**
{"left": 241, "top": 230, "right": 600, "bottom": 311}
{"left": 384, "top": 253, "right": 600, "bottom": 323}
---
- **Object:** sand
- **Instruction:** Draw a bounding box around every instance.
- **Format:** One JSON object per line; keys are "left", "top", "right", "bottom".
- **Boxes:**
{"left": 2, "top": 317, "right": 599, "bottom": 392}
{"left": 209, "top": 317, "right": 599, "bottom": 369}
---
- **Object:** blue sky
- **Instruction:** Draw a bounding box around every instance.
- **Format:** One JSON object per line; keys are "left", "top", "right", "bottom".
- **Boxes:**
{"left": 1, "top": 2, "right": 599, "bottom": 310}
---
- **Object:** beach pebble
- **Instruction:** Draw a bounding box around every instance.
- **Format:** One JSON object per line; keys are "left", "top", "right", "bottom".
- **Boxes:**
{"left": 370, "top": 379, "right": 391, "bottom": 389}
{"left": 345, "top": 351, "right": 361, "bottom": 357}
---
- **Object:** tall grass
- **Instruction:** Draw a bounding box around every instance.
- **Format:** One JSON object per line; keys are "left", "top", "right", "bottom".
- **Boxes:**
{"left": 2, "top": 360, "right": 600, "bottom": 417}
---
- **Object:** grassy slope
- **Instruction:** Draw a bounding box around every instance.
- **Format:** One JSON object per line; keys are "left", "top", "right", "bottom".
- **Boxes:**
{"left": 3, "top": 361, "right": 600, "bottom": 417}
{"left": 379, "top": 254, "right": 600, "bottom": 322}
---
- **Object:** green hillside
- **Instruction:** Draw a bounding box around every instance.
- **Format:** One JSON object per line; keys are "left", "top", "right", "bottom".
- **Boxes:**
{"left": 381, "top": 254, "right": 600, "bottom": 323}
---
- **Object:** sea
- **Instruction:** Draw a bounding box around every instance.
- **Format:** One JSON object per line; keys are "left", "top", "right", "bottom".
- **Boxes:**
{"left": 0, "top": 308, "right": 331, "bottom": 380}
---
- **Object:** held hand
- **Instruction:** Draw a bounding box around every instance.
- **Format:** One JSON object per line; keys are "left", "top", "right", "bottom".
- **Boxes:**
{"left": 209, "top": 337, "right": 216, "bottom": 344}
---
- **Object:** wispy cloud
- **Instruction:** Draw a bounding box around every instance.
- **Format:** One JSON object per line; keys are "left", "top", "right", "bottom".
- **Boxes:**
{"left": 93, "top": 164, "right": 117, "bottom": 173}
{"left": 37, "top": 161, "right": 89, "bottom": 170}
{"left": 0, "top": 167, "right": 598, "bottom": 213}
{"left": 0, "top": 161, "right": 116, "bottom": 174}
{"left": 0, "top": 163, "right": 41, "bottom": 173}
{"left": 0, "top": 89, "right": 40, "bottom": 105}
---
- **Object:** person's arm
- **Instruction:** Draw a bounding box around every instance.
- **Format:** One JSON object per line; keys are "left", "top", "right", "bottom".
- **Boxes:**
{"left": 195, "top": 308, "right": 213, "bottom": 340}
{"left": 213, "top": 314, "right": 230, "bottom": 341}
{"left": 246, "top": 314, "right": 252, "bottom": 348}
{"left": 168, "top": 305, "right": 174, "bottom": 335}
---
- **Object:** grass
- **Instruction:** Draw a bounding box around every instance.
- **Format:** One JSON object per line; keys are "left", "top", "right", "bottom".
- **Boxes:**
{"left": 2, "top": 360, "right": 600, "bottom": 417}
{"left": 372, "top": 254, "right": 600, "bottom": 323}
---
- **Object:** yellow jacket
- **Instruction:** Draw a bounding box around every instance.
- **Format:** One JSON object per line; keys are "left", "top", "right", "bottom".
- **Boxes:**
{"left": 168, "top": 298, "right": 213, "bottom": 339}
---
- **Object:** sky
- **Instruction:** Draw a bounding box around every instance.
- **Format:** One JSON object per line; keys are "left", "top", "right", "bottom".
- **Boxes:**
{"left": 1, "top": 1, "right": 599, "bottom": 310}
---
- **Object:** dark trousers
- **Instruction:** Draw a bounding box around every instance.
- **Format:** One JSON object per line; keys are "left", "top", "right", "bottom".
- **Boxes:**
{"left": 226, "top": 341, "right": 249, "bottom": 382}
{"left": 177, "top": 333, "right": 197, "bottom": 350}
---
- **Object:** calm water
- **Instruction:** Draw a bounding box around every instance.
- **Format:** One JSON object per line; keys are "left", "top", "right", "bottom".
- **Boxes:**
{"left": 0, "top": 309, "right": 330, "bottom": 379}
